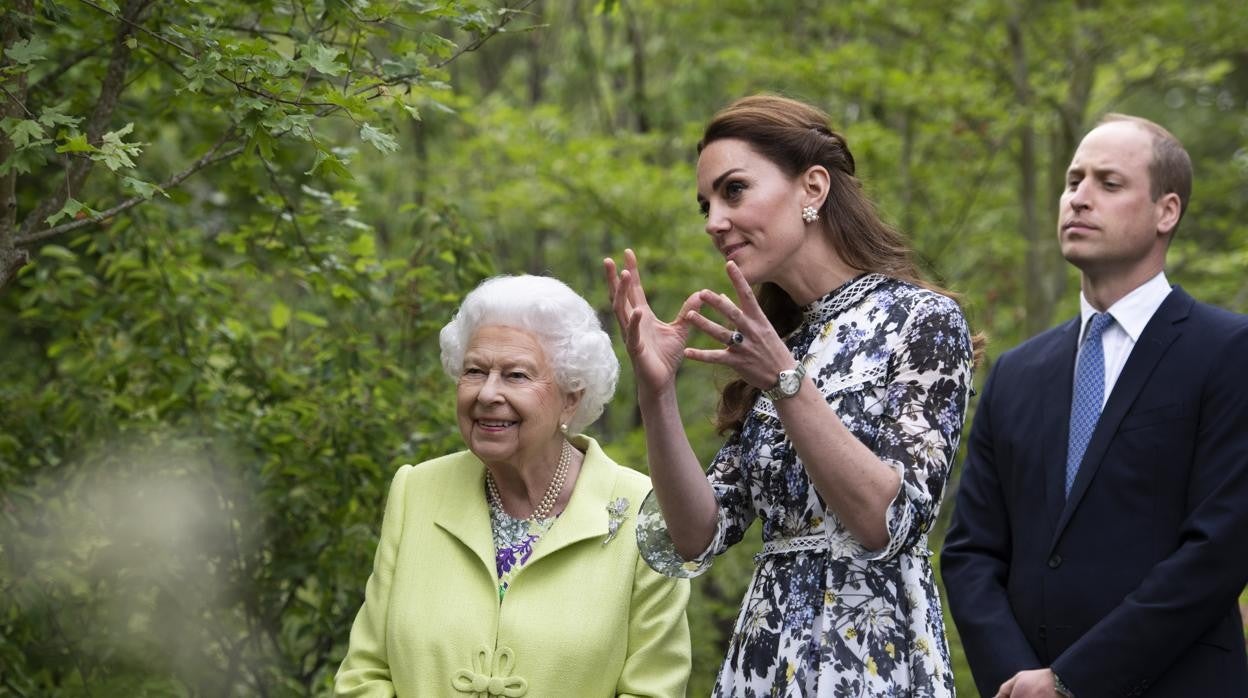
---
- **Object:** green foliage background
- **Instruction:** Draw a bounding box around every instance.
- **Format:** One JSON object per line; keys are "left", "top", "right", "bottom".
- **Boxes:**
{"left": 2, "top": 1, "right": 1246, "bottom": 695}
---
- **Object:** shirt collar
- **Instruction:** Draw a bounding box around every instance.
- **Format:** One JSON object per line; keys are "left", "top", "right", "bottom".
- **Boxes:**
{"left": 1078, "top": 271, "right": 1172, "bottom": 343}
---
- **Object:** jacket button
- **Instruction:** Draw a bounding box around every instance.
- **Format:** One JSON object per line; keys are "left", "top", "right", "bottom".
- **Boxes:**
{"left": 1047, "top": 554, "right": 1062, "bottom": 568}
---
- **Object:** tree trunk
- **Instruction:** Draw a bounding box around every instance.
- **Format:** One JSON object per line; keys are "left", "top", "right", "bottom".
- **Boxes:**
{"left": 623, "top": 1, "right": 649, "bottom": 133}
{"left": 1008, "top": 8, "right": 1052, "bottom": 338}
{"left": 0, "top": 0, "right": 35, "bottom": 289}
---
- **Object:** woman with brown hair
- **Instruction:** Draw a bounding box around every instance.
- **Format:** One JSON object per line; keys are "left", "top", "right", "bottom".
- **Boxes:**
{"left": 605, "top": 95, "right": 975, "bottom": 696}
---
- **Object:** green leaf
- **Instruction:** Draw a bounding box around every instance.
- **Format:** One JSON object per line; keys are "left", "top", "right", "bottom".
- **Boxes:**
{"left": 95, "top": 122, "right": 142, "bottom": 171}
{"left": 1, "top": 119, "right": 45, "bottom": 149}
{"left": 306, "top": 149, "right": 353, "bottom": 180}
{"left": 304, "top": 43, "right": 347, "bottom": 76}
{"left": 37, "top": 103, "right": 81, "bottom": 128}
{"left": 123, "top": 176, "right": 166, "bottom": 200}
{"left": 40, "top": 245, "right": 77, "bottom": 261}
{"left": 270, "top": 302, "right": 291, "bottom": 330}
{"left": 332, "top": 190, "right": 360, "bottom": 210}
{"left": 323, "top": 89, "right": 370, "bottom": 113}
{"left": 359, "top": 123, "right": 399, "bottom": 153}
{"left": 221, "top": 318, "right": 248, "bottom": 340}
{"left": 47, "top": 337, "right": 75, "bottom": 359}
{"left": 347, "top": 233, "right": 376, "bottom": 257}
{"left": 56, "top": 133, "right": 97, "bottom": 154}
{"left": 4, "top": 37, "right": 48, "bottom": 65}
{"left": 331, "top": 283, "right": 359, "bottom": 300}
{"left": 45, "top": 198, "right": 93, "bottom": 226}
{"left": 248, "top": 129, "right": 277, "bottom": 160}
{"left": 295, "top": 311, "right": 329, "bottom": 328}
{"left": 0, "top": 147, "right": 46, "bottom": 176}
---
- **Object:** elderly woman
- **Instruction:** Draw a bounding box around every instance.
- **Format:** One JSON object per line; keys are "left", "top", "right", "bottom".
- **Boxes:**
{"left": 334, "top": 274, "right": 690, "bottom": 698}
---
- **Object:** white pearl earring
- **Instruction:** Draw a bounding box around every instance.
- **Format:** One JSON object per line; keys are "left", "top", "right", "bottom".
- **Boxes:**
{"left": 801, "top": 206, "right": 818, "bottom": 223}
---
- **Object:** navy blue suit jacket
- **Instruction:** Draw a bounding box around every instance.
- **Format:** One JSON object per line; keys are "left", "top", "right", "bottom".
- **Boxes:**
{"left": 942, "top": 287, "right": 1248, "bottom": 697}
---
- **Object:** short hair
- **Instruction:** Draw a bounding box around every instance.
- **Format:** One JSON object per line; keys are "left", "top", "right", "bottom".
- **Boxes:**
{"left": 1098, "top": 113, "right": 1193, "bottom": 228}
{"left": 439, "top": 274, "right": 619, "bottom": 433}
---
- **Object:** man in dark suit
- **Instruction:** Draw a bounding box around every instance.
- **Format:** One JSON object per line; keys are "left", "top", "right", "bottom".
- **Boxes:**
{"left": 942, "top": 114, "right": 1248, "bottom": 697}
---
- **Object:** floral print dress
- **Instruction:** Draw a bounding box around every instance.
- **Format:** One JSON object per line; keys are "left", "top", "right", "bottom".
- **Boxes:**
{"left": 637, "top": 274, "right": 973, "bottom": 697}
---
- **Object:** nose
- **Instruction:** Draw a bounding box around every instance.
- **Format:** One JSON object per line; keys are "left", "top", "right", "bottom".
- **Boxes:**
{"left": 704, "top": 204, "right": 730, "bottom": 237}
{"left": 1067, "top": 179, "right": 1091, "bottom": 212}
{"left": 477, "top": 371, "right": 505, "bottom": 403}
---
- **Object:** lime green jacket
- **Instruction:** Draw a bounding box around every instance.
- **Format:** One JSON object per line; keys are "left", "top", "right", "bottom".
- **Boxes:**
{"left": 334, "top": 435, "right": 691, "bottom": 697}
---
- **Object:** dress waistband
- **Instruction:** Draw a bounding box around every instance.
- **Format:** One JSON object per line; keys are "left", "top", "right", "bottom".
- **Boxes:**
{"left": 755, "top": 532, "right": 934, "bottom": 563}
{"left": 755, "top": 534, "right": 829, "bottom": 561}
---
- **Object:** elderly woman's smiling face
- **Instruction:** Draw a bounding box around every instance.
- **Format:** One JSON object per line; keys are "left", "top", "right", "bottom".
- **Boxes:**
{"left": 456, "top": 325, "right": 580, "bottom": 470}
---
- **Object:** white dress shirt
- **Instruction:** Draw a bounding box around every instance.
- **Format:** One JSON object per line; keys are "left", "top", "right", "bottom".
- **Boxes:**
{"left": 1076, "top": 271, "right": 1173, "bottom": 407}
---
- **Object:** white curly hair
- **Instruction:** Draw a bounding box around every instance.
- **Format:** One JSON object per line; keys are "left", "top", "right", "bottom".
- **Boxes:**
{"left": 439, "top": 274, "right": 619, "bottom": 433}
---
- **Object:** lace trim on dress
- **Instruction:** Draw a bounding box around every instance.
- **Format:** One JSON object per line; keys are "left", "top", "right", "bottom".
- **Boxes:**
{"left": 800, "top": 273, "right": 889, "bottom": 328}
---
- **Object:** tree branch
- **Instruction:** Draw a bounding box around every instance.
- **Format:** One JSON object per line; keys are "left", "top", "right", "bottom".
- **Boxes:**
{"left": 14, "top": 135, "right": 245, "bottom": 247}
{"left": 1, "top": 0, "right": 35, "bottom": 284}
{"left": 28, "top": 42, "right": 108, "bottom": 96}
{"left": 77, "top": 0, "right": 339, "bottom": 110}
{"left": 75, "top": 0, "right": 194, "bottom": 59}
{"left": 18, "top": 0, "right": 153, "bottom": 239}
{"left": 435, "top": 1, "right": 539, "bottom": 69}
{"left": 350, "top": 0, "right": 541, "bottom": 96}
{"left": 0, "top": 84, "right": 35, "bottom": 118}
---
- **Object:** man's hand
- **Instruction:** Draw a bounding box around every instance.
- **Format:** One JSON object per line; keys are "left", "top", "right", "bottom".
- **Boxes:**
{"left": 995, "top": 669, "right": 1061, "bottom": 697}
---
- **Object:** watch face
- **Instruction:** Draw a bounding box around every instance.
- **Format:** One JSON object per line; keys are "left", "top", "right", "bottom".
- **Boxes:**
{"left": 767, "top": 362, "right": 806, "bottom": 400}
{"left": 778, "top": 370, "right": 801, "bottom": 396}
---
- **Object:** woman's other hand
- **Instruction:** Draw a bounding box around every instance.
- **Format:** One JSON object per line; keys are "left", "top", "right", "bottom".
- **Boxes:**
{"left": 603, "top": 249, "right": 700, "bottom": 395}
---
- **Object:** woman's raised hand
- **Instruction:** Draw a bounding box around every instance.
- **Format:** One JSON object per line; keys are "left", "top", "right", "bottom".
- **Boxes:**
{"left": 603, "top": 249, "right": 701, "bottom": 394}
{"left": 682, "top": 261, "right": 794, "bottom": 390}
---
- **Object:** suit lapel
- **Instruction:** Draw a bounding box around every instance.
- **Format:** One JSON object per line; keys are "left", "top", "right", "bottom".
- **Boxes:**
{"left": 525, "top": 435, "right": 615, "bottom": 568}
{"left": 429, "top": 436, "right": 622, "bottom": 585}
{"left": 1043, "top": 319, "right": 1080, "bottom": 534}
{"left": 1049, "top": 288, "right": 1192, "bottom": 549}
{"left": 432, "top": 454, "right": 496, "bottom": 579}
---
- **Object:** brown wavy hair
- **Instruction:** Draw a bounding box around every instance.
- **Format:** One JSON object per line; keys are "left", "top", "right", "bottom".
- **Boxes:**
{"left": 699, "top": 95, "right": 983, "bottom": 433}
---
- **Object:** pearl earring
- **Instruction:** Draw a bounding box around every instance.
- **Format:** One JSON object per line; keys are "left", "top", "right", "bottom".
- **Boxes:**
{"left": 801, "top": 206, "right": 818, "bottom": 223}
{"left": 560, "top": 423, "right": 569, "bottom": 434}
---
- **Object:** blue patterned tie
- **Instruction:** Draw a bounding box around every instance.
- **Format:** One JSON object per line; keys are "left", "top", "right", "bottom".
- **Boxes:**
{"left": 1066, "top": 312, "right": 1114, "bottom": 496}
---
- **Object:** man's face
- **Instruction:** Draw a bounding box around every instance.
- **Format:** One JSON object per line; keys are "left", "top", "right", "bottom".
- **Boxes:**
{"left": 1058, "top": 121, "right": 1172, "bottom": 277}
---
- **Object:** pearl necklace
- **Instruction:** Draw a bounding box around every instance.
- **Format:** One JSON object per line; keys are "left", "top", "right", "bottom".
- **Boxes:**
{"left": 486, "top": 440, "right": 573, "bottom": 521}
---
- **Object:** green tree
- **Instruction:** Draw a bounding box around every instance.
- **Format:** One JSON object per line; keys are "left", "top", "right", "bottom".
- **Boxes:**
{"left": 3, "top": 0, "right": 1246, "bottom": 695}
{"left": 1, "top": 1, "right": 526, "bottom": 695}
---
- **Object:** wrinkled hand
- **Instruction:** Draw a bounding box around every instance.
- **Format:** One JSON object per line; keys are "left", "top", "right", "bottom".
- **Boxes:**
{"left": 603, "top": 249, "right": 699, "bottom": 393}
{"left": 995, "top": 669, "right": 1061, "bottom": 698}
{"left": 681, "top": 261, "right": 796, "bottom": 390}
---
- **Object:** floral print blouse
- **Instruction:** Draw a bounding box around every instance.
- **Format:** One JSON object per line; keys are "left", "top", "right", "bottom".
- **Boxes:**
{"left": 489, "top": 505, "right": 555, "bottom": 601}
{"left": 637, "top": 274, "right": 973, "bottom": 697}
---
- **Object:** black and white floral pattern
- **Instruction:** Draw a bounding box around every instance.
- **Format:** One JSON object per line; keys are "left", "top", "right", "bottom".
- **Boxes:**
{"left": 637, "top": 275, "right": 973, "bottom": 697}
